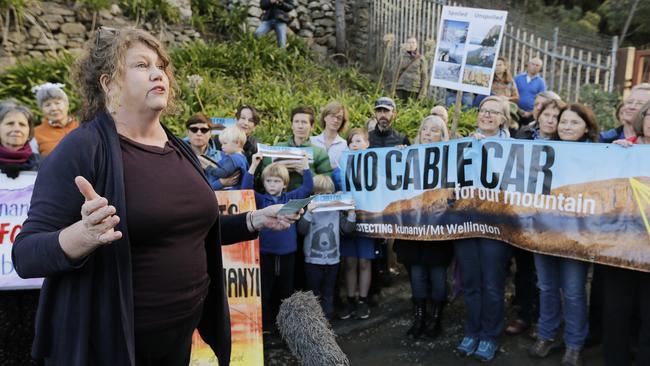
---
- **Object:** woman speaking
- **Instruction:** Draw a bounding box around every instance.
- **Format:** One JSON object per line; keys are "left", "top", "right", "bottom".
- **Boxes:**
{"left": 12, "top": 27, "right": 298, "bottom": 366}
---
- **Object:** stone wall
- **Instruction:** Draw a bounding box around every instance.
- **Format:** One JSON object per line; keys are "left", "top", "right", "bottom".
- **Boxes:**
{"left": 0, "top": 0, "right": 372, "bottom": 69}
{"left": 0, "top": 0, "right": 201, "bottom": 69}
{"left": 231, "top": 0, "right": 371, "bottom": 64}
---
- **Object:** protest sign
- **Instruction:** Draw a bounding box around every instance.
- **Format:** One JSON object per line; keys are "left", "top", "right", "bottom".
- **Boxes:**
{"left": 0, "top": 172, "right": 42, "bottom": 290}
{"left": 339, "top": 139, "right": 650, "bottom": 272}
{"left": 430, "top": 6, "right": 508, "bottom": 96}
{"left": 311, "top": 193, "right": 355, "bottom": 212}
{"left": 257, "top": 143, "right": 314, "bottom": 163}
{"left": 190, "top": 190, "right": 263, "bottom": 366}
{"left": 211, "top": 117, "right": 237, "bottom": 135}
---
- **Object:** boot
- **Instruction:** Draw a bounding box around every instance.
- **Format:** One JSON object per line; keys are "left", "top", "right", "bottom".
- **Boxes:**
{"left": 406, "top": 299, "right": 427, "bottom": 339}
{"left": 425, "top": 300, "right": 445, "bottom": 339}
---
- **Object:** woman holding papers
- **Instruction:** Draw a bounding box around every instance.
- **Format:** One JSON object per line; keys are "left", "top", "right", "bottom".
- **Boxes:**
{"left": 11, "top": 27, "right": 299, "bottom": 366}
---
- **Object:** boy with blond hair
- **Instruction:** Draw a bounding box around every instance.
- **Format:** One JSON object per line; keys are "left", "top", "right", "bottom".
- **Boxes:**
{"left": 242, "top": 152, "right": 313, "bottom": 334}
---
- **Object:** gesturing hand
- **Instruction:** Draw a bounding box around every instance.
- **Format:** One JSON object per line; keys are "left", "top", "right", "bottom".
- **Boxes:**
{"left": 75, "top": 176, "right": 122, "bottom": 245}
{"left": 58, "top": 177, "right": 123, "bottom": 261}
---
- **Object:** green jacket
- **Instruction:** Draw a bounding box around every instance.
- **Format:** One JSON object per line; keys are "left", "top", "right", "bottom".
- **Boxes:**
{"left": 394, "top": 51, "right": 428, "bottom": 97}
{"left": 260, "top": 137, "right": 333, "bottom": 191}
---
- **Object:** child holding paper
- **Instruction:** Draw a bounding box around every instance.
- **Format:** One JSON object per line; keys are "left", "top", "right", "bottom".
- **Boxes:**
{"left": 241, "top": 152, "right": 313, "bottom": 333}
{"left": 205, "top": 126, "right": 249, "bottom": 190}
{"left": 297, "top": 175, "right": 356, "bottom": 320}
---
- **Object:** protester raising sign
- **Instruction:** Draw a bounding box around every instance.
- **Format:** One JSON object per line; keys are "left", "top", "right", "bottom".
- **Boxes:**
{"left": 430, "top": 6, "right": 508, "bottom": 95}
{"left": 339, "top": 139, "right": 650, "bottom": 272}
{"left": 0, "top": 172, "right": 43, "bottom": 290}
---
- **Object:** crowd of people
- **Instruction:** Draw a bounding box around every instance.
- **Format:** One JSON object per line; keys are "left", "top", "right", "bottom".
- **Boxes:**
{"left": 1, "top": 26, "right": 650, "bottom": 366}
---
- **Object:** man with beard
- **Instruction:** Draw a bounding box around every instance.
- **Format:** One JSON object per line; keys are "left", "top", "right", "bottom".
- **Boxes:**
{"left": 367, "top": 97, "right": 409, "bottom": 305}
{"left": 368, "top": 97, "right": 409, "bottom": 148}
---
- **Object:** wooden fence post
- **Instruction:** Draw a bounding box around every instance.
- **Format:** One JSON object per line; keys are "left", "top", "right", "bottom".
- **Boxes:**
{"left": 549, "top": 27, "right": 558, "bottom": 91}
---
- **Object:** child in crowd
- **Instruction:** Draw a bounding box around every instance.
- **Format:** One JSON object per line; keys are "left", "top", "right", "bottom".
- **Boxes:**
{"left": 297, "top": 175, "right": 356, "bottom": 320}
{"left": 339, "top": 128, "right": 376, "bottom": 320}
{"left": 242, "top": 152, "right": 313, "bottom": 333}
{"left": 205, "top": 126, "right": 249, "bottom": 190}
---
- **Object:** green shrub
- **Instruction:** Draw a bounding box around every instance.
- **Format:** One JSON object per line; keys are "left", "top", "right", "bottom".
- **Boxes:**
{"left": 0, "top": 34, "right": 478, "bottom": 142}
{"left": 0, "top": 52, "right": 79, "bottom": 119}
{"left": 579, "top": 84, "right": 621, "bottom": 132}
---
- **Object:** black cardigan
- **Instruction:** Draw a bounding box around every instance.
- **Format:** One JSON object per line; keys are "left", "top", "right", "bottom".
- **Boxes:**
{"left": 12, "top": 111, "right": 256, "bottom": 366}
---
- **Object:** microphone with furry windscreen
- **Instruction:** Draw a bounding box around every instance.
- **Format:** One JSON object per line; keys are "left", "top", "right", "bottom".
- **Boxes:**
{"left": 276, "top": 291, "right": 350, "bottom": 366}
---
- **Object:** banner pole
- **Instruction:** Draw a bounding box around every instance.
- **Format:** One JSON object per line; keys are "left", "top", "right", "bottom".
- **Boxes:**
{"left": 451, "top": 89, "right": 462, "bottom": 138}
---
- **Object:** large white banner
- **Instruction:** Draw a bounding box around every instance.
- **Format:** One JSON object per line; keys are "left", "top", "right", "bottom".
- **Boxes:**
{"left": 430, "top": 6, "right": 508, "bottom": 95}
{"left": 0, "top": 171, "right": 42, "bottom": 290}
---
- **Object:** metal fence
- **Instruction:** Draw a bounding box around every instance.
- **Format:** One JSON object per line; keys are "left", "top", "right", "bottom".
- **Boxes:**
{"left": 368, "top": 0, "right": 618, "bottom": 102}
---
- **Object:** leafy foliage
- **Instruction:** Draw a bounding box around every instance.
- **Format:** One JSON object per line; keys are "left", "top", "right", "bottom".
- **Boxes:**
{"left": 0, "top": 52, "right": 79, "bottom": 118}
{"left": 0, "top": 33, "right": 478, "bottom": 142}
{"left": 189, "top": 0, "right": 248, "bottom": 39}
{"left": 118, "top": 0, "right": 181, "bottom": 24}
{"left": 579, "top": 84, "right": 621, "bottom": 132}
{"left": 598, "top": 0, "right": 650, "bottom": 46}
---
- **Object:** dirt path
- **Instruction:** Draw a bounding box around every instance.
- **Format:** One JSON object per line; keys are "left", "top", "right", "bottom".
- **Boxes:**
{"left": 265, "top": 274, "right": 605, "bottom": 365}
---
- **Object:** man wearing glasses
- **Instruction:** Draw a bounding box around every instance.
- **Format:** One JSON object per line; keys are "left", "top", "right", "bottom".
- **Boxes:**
{"left": 600, "top": 83, "right": 650, "bottom": 142}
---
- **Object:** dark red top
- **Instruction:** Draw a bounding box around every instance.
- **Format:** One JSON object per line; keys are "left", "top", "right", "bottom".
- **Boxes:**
{"left": 119, "top": 135, "right": 218, "bottom": 331}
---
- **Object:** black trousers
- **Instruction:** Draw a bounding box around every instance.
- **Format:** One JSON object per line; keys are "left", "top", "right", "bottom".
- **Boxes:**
{"left": 260, "top": 252, "right": 295, "bottom": 331}
{"left": 511, "top": 247, "right": 538, "bottom": 324}
{"left": 602, "top": 265, "right": 650, "bottom": 366}
{"left": 134, "top": 304, "right": 203, "bottom": 366}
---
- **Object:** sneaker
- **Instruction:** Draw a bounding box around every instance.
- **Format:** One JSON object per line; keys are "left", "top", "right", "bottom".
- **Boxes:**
{"left": 338, "top": 301, "right": 356, "bottom": 320}
{"left": 561, "top": 347, "right": 583, "bottom": 366}
{"left": 474, "top": 339, "right": 498, "bottom": 362}
{"left": 528, "top": 338, "right": 560, "bottom": 358}
{"left": 456, "top": 336, "right": 479, "bottom": 357}
{"left": 356, "top": 300, "right": 370, "bottom": 319}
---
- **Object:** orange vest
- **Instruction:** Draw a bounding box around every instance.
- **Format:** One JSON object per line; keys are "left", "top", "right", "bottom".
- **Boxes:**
{"left": 34, "top": 118, "right": 79, "bottom": 156}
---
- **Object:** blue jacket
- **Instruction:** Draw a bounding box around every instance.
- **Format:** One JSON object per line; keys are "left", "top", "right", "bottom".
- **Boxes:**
{"left": 514, "top": 73, "right": 546, "bottom": 112}
{"left": 206, "top": 152, "right": 249, "bottom": 190}
{"left": 182, "top": 137, "right": 223, "bottom": 162}
{"left": 242, "top": 169, "right": 313, "bottom": 254}
{"left": 599, "top": 126, "right": 625, "bottom": 143}
{"left": 12, "top": 111, "right": 255, "bottom": 366}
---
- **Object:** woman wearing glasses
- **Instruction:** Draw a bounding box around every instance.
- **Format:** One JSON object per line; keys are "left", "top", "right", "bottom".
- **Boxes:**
{"left": 455, "top": 96, "right": 512, "bottom": 361}
{"left": 12, "top": 27, "right": 300, "bottom": 366}
{"left": 600, "top": 83, "right": 650, "bottom": 143}
{"left": 310, "top": 101, "right": 349, "bottom": 168}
